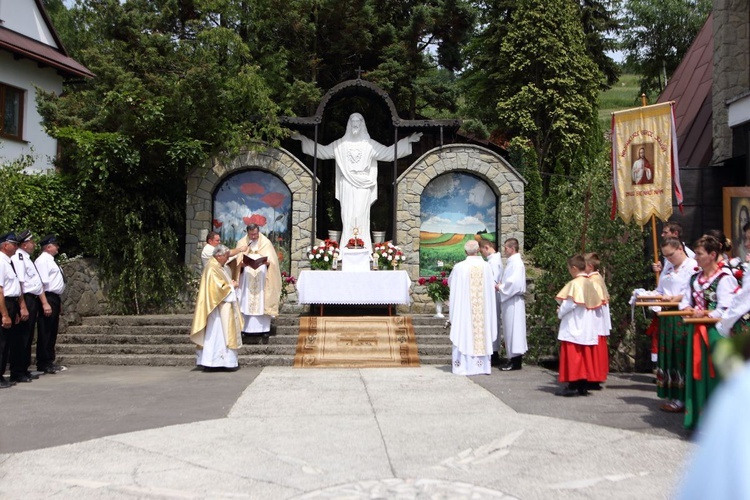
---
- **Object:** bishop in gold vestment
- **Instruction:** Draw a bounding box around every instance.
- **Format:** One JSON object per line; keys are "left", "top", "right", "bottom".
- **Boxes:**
{"left": 191, "top": 246, "right": 243, "bottom": 369}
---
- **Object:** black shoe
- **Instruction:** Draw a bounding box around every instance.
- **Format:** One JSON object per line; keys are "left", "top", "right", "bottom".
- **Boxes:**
{"left": 42, "top": 367, "right": 57, "bottom": 375}
{"left": 25, "top": 372, "right": 40, "bottom": 380}
{"left": 0, "top": 377, "right": 13, "bottom": 389}
{"left": 555, "top": 387, "right": 579, "bottom": 397}
{"left": 51, "top": 364, "right": 67, "bottom": 372}
{"left": 501, "top": 356, "right": 523, "bottom": 371}
{"left": 10, "top": 375, "right": 32, "bottom": 383}
{"left": 586, "top": 382, "right": 602, "bottom": 391}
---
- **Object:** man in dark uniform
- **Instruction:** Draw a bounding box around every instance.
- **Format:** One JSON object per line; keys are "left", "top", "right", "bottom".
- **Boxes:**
{"left": 12, "top": 230, "right": 52, "bottom": 382}
{"left": 35, "top": 235, "right": 66, "bottom": 374}
{"left": 0, "top": 232, "right": 27, "bottom": 388}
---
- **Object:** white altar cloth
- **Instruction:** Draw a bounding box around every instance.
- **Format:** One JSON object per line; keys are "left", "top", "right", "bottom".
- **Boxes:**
{"left": 297, "top": 270, "right": 412, "bottom": 305}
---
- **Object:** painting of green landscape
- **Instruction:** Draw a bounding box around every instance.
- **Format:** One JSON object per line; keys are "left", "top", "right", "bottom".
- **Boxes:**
{"left": 419, "top": 173, "right": 497, "bottom": 276}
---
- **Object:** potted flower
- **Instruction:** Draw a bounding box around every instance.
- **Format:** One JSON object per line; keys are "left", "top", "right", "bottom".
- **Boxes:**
{"left": 280, "top": 271, "right": 297, "bottom": 302}
{"left": 306, "top": 239, "right": 339, "bottom": 270}
{"left": 372, "top": 241, "right": 405, "bottom": 270}
{"left": 418, "top": 271, "right": 450, "bottom": 317}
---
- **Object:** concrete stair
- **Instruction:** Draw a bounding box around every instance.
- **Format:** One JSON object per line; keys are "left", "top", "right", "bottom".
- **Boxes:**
{"left": 56, "top": 314, "right": 452, "bottom": 367}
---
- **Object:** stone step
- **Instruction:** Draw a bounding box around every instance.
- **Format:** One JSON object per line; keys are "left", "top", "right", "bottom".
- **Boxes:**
{"left": 57, "top": 342, "right": 450, "bottom": 357}
{"left": 55, "top": 353, "right": 450, "bottom": 367}
{"left": 58, "top": 314, "right": 452, "bottom": 368}
{"left": 57, "top": 344, "right": 299, "bottom": 356}
{"left": 55, "top": 354, "right": 295, "bottom": 367}
{"left": 77, "top": 314, "right": 447, "bottom": 328}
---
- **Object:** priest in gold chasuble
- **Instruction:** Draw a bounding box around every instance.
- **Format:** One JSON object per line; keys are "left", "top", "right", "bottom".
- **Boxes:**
{"left": 448, "top": 240, "right": 498, "bottom": 375}
{"left": 232, "top": 223, "right": 281, "bottom": 334}
{"left": 191, "top": 245, "right": 243, "bottom": 369}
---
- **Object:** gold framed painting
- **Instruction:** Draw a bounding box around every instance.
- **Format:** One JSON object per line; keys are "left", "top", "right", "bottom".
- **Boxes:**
{"left": 723, "top": 187, "right": 750, "bottom": 258}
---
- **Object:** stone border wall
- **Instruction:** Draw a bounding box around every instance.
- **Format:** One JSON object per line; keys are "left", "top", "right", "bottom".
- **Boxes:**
{"left": 59, "top": 257, "right": 108, "bottom": 331}
{"left": 712, "top": 0, "right": 750, "bottom": 163}
{"left": 185, "top": 146, "right": 316, "bottom": 306}
{"left": 397, "top": 144, "right": 527, "bottom": 313}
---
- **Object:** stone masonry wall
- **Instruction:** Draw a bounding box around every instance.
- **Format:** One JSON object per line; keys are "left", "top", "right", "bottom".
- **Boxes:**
{"left": 185, "top": 146, "right": 316, "bottom": 306}
{"left": 712, "top": 0, "right": 750, "bottom": 163}
{"left": 59, "top": 257, "right": 108, "bottom": 331}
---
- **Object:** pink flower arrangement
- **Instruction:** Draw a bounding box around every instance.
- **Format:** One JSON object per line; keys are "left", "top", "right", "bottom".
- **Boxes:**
{"left": 280, "top": 271, "right": 297, "bottom": 302}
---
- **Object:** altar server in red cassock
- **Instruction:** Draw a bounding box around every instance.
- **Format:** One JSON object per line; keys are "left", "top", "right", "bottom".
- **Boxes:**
{"left": 555, "top": 255, "right": 604, "bottom": 397}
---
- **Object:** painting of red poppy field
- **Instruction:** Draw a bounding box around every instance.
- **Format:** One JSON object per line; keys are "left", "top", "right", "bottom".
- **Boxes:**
{"left": 213, "top": 170, "right": 292, "bottom": 273}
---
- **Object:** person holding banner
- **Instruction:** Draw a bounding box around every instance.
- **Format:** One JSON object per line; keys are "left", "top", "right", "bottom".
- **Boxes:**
{"left": 678, "top": 235, "right": 738, "bottom": 429}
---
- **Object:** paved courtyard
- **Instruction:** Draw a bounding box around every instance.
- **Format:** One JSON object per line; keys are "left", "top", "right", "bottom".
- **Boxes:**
{"left": 0, "top": 364, "right": 694, "bottom": 499}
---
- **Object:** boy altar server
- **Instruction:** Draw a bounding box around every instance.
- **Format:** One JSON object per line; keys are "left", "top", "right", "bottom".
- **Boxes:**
{"left": 479, "top": 239, "right": 503, "bottom": 360}
{"left": 498, "top": 238, "right": 527, "bottom": 371}
{"left": 584, "top": 253, "right": 612, "bottom": 387}
{"left": 448, "top": 240, "right": 498, "bottom": 375}
{"left": 555, "top": 255, "right": 604, "bottom": 397}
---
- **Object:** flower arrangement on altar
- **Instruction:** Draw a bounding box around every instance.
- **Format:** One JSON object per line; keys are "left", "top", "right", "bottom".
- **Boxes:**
{"left": 306, "top": 239, "right": 339, "bottom": 270}
{"left": 372, "top": 241, "right": 405, "bottom": 269}
{"left": 280, "top": 271, "right": 297, "bottom": 302}
{"left": 418, "top": 271, "right": 450, "bottom": 302}
{"left": 346, "top": 237, "right": 365, "bottom": 249}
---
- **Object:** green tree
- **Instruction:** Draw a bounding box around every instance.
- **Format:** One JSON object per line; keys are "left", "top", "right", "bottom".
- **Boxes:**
{"left": 39, "top": 0, "right": 283, "bottom": 313}
{"left": 619, "top": 0, "right": 711, "bottom": 97}
{"left": 462, "top": 0, "right": 604, "bottom": 196}
{"left": 526, "top": 130, "right": 652, "bottom": 368}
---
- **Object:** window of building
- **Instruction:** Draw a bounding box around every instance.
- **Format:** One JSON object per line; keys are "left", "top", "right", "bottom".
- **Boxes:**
{"left": 0, "top": 83, "right": 24, "bottom": 140}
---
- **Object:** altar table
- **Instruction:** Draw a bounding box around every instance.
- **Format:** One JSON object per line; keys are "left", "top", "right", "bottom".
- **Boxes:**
{"left": 297, "top": 270, "right": 412, "bottom": 315}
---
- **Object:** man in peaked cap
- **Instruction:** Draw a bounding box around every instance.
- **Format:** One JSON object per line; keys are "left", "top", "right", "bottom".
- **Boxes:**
{"left": 35, "top": 235, "right": 66, "bottom": 374}
{"left": 11, "top": 230, "right": 52, "bottom": 382}
{"left": 0, "top": 232, "right": 29, "bottom": 388}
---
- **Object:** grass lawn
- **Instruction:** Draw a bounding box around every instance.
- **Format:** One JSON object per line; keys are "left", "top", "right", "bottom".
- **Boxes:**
{"left": 599, "top": 73, "right": 644, "bottom": 130}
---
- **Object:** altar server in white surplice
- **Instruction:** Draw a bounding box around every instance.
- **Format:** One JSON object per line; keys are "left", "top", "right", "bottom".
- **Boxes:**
{"left": 448, "top": 240, "right": 498, "bottom": 375}
{"left": 498, "top": 238, "right": 528, "bottom": 371}
{"left": 191, "top": 245, "right": 243, "bottom": 370}
{"left": 479, "top": 239, "right": 503, "bottom": 355}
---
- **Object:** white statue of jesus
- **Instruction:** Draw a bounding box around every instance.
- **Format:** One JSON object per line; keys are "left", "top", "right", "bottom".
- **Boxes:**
{"left": 291, "top": 113, "right": 422, "bottom": 251}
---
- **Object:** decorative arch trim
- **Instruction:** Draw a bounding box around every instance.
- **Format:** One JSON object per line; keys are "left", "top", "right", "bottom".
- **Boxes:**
{"left": 185, "top": 146, "right": 316, "bottom": 275}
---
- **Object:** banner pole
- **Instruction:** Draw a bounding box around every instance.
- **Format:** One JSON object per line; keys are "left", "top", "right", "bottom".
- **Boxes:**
{"left": 640, "top": 94, "right": 661, "bottom": 285}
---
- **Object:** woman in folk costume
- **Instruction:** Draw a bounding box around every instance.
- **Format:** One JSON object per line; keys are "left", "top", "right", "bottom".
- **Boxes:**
{"left": 191, "top": 245, "right": 243, "bottom": 370}
{"left": 643, "top": 238, "right": 698, "bottom": 413}
{"left": 678, "top": 235, "right": 738, "bottom": 429}
{"left": 713, "top": 257, "right": 750, "bottom": 378}
{"left": 583, "top": 253, "right": 611, "bottom": 388}
{"left": 555, "top": 255, "right": 604, "bottom": 397}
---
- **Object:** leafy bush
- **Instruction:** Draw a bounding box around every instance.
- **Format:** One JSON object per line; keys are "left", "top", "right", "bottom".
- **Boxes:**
{"left": 0, "top": 155, "right": 82, "bottom": 247}
{"left": 526, "top": 138, "right": 652, "bottom": 369}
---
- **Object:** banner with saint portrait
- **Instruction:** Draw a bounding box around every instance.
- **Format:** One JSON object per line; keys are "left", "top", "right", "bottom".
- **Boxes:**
{"left": 611, "top": 102, "right": 683, "bottom": 226}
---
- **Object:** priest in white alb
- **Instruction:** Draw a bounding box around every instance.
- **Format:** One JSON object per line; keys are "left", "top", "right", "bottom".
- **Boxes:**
{"left": 498, "top": 238, "right": 528, "bottom": 371}
{"left": 232, "top": 223, "right": 282, "bottom": 335}
{"left": 191, "top": 245, "right": 243, "bottom": 370}
{"left": 291, "top": 113, "right": 421, "bottom": 251}
{"left": 448, "top": 239, "right": 498, "bottom": 375}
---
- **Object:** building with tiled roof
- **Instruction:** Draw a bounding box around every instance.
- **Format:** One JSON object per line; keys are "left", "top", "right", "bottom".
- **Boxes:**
{"left": 0, "top": 0, "right": 93, "bottom": 171}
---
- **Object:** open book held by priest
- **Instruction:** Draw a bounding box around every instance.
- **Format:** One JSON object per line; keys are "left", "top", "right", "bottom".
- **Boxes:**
{"left": 243, "top": 254, "right": 268, "bottom": 270}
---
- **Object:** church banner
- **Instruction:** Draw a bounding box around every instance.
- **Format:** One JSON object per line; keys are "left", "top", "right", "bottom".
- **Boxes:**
{"left": 611, "top": 102, "right": 683, "bottom": 226}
